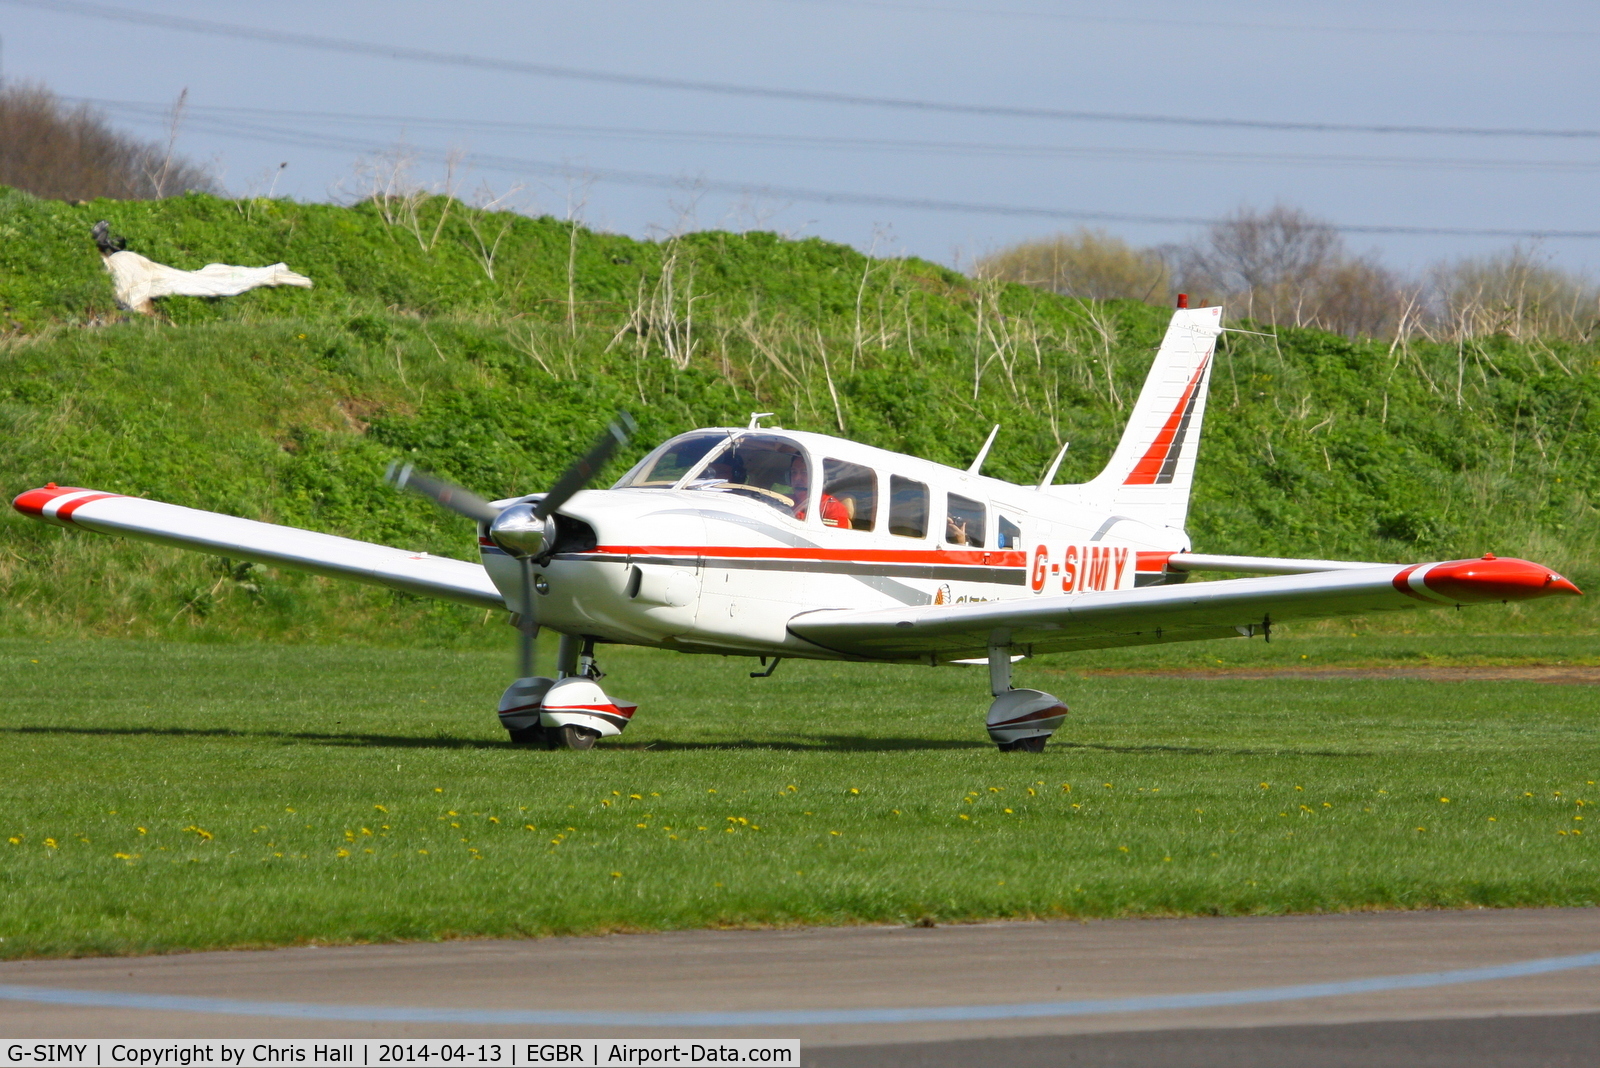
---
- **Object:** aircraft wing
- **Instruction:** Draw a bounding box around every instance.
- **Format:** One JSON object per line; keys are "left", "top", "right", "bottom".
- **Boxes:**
{"left": 787, "top": 557, "right": 1579, "bottom": 662}
{"left": 12, "top": 484, "right": 503, "bottom": 609}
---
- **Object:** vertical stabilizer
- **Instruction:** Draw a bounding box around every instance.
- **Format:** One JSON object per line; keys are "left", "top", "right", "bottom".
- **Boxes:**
{"left": 1078, "top": 301, "right": 1224, "bottom": 531}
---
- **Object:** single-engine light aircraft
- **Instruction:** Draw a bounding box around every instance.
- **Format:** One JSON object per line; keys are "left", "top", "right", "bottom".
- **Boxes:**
{"left": 14, "top": 299, "right": 1581, "bottom": 751}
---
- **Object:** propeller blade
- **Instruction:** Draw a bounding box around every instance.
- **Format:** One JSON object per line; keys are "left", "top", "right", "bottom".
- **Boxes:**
{"left": 385, "top": 462, "right": 503, "bottom": 526}
{"left": 533, "top": 413, "right": 636, "bottom": 520}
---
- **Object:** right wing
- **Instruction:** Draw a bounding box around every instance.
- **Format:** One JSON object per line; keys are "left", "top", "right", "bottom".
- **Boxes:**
{"left": 788, "top": 556, "right": 1579, "bottom": 662}
{"left": 13, "top": 484, "right": 503, "bottom": 609}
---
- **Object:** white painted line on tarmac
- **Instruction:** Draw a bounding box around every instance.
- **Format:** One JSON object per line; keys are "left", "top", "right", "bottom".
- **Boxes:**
{"left": 4, "top": 950, "right": 1600, "bottom": 1027}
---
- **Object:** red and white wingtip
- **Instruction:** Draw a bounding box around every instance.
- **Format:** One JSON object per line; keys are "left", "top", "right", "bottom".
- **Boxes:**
{"left": 1394, "top": 553, "right": 1581, "bottom": 605}
{"left": 12, "top": 483, "right": 125, "bottom": 527}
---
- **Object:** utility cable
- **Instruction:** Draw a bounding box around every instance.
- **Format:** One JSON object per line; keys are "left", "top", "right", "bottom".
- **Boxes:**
{"left": 106, "top": 109, "right": 1600, "bottom": 239}
{"left": 10, "top": 0, "right": 1600, "bottom": 140}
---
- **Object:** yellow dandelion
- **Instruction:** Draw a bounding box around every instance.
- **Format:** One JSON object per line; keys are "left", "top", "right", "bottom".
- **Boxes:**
{"left": 707, "top": 789, "right": 717, "bottom": 794}
{"left": 113, "top": 852, "right": 131, "bottom": 860}
{"left": 611, "top": 871, "right": 622, "bottom": 878}
{"left": 959, "top": 814, "right": 970, "bottom": 820}
{"left": 6, "top": 836, "right": 18, "bottom": 845}
{"left": 1027, "top": 788, "right": 1036, "bottom": 796}
{"left": 1003, "top": 808, "right": 1014, "bottom": 814}
{"left": 418, "top": 849, "right": 428, "bottom": 854}
{"left": 1260, "top": 783, "right": 1270, "bottom": 789}
{"left": 434, "top": 788, "right": 443, "bottom": 793}
{"left": 1488, "top": 817, "right": 1497, "bottom": 821}
{"left": 1439, "top": 797, "right": 1450, "bottom": 803}
{"left": 1322, "top": 802, "right": 1332, "bottom": 808}
{"left": 1118, "top": 845, "right": 1129, "bottom": 852}
{"left": 629, "top": 794, "right": 642, "bottom": 800}
{"left": 637, "top": 823, "right": 648, "bottom": 829}
{"left": 1416, "top": 826, "right": 1427, "bottom": 832}
{"left": 363, "top": 848, "right": 374, "bottom": 854}
{"left": 374, "top": 805, "right": 388, "bottom": 813}
{"left": 829, "top": 830, "right": 841, "bottom": 836}
{"left": 849, "top": 788, "right": 860, "bottom": 795}
{"left": 524, "top": 824, "right": 536, "bottom": 831}
{"left": 336, "top": 848, "right": 350, "bottom": 858}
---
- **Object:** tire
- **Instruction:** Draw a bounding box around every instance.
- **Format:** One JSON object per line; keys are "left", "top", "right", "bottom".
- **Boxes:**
{"left": 506, "top": 727, "right": 546, "bottom": 745}
{"left": 554, "top": 724, "right": 601, "bottom": 750}
{"left": 997, "top": 735, "right": 1047, "bottom": 753}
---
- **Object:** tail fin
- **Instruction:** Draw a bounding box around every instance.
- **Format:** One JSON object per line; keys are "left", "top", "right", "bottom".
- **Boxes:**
{"left": 1078, "top": 301, "right": 1223, "bottom": 531}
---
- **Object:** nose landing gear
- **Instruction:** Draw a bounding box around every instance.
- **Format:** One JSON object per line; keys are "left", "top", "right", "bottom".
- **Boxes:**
{"left": 983, "top": 641, "right": 1068, "bottom": 752}
{"left": 499, "top": 635, "right": 637, "bottom": 750}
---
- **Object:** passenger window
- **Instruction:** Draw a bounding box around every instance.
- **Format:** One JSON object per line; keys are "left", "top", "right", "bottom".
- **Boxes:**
{"left": 888, "top": 476, "right": 929, "bottom": 539}
{"left": 998, "top": 515, "right": 1021, "bottom": 549}
{"left": 821, "top": 459, "right": 876, "bottom": 531}
{"left": 945, "top": 493, "right": 986, "bottom": 548}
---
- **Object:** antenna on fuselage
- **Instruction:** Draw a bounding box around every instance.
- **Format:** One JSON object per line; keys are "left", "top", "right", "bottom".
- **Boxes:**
{"left": 967, "top": 424, "right": 1000, "bottom": 475}
{"left": 1038, "top": 441, "right": 1070, "bottom": 488}
{"left": 748, "top": 412, "right": 775, "bottom": 429}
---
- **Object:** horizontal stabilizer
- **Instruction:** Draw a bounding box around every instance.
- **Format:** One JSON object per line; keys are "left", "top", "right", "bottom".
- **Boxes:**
{"left": 13, "top": 484, "right": 503, "bottom": 609}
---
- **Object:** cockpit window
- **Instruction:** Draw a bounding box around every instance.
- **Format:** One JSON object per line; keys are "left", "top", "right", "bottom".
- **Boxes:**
{"left": 621, "top": 431, "right": 811, "bottom": 518}
{"left": 622, "top": 432, "right": 725, "bottom": 487}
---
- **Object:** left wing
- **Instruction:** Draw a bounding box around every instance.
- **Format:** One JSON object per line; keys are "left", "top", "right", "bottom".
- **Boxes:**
{"left": 12, "top": 484, "right": 503, "bottom": 609}
{"left": 788, "top": 556, "right": 1579, "bottom": 662}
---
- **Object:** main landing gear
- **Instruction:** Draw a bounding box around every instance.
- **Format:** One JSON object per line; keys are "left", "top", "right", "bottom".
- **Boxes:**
{"left": 498, "top": 634, "right": 637, "bottom": 750}
{"left": 984, "top": 641, "right": 1068, "bottom": 753}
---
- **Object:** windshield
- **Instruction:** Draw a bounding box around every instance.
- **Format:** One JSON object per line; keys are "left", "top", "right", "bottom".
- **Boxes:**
{"left": 621, "top": 431, "right": 813, "bottom": 518}
{"left": 622, "top": 432, "right": 726, "bottom": 487}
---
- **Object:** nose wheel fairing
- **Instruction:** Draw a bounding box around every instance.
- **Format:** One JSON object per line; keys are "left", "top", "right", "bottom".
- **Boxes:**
{"left": 498, "top": 674, "right": 638, "bottom": 749}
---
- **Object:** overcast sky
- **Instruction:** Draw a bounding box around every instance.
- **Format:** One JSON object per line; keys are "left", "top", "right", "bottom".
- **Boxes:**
{"left": 5, "top": 0, "right": 1600, "bottom": 274}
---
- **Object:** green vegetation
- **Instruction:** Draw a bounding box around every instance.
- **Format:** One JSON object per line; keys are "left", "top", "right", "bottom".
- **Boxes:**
{"left": 1, "top": 636, "right": 1595, "bottom": 957}
{"left": 2, "top": 186, "right": 1597, "bottom": 643}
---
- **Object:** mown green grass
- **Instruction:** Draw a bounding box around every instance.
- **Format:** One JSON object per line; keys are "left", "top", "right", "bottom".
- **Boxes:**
{"left": 2, "top": 634, "right": 1595, "bottom": 959}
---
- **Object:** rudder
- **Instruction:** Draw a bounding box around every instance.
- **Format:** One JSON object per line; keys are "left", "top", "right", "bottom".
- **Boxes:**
{"left": 1079, "top": 300, "right": 1224, "bottom": 532}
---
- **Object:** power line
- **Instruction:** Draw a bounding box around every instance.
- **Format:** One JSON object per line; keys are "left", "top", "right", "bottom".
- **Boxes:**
{"left": 765, "top": 0, "right": 1600, "bottom": 40}
{"left": 11, "top": 0, "right": 1600, "bottom": 140}
{"left": 86, "top": 97, "right": 1600, "bottom": 174}
{"left": 74, "top": 94, "right": 1600, "bottom": 178}
{"left": 105, "top": 108, "right": 1600, "bottom": 239}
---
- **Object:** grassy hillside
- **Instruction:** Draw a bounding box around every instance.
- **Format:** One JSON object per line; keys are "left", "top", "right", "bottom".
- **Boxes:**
{"left": 2, "top": 186, "right": 1597, "bottom": 644}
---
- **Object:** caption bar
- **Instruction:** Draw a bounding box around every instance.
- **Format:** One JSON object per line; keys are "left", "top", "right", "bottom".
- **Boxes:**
{"left": 4, "top": 1044, "right": 799, "bottom": 1067}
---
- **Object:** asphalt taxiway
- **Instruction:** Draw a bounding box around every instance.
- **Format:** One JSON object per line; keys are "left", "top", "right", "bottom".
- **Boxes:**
{"left": 3, "top": 909, "right": 1598, "bottom": 1065}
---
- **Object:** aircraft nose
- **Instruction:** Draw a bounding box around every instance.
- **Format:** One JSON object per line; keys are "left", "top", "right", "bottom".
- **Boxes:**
{"left": 1421, "top": 554, "right": 1582, "bottom": 603}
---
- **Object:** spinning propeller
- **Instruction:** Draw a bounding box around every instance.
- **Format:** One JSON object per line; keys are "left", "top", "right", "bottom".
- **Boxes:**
{"left": 386, "top": 412, "right": 635, "bottom": 678}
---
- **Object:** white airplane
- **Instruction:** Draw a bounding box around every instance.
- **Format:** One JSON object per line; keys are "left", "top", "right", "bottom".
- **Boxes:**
{"left": 13, "top": 299, "right": 1581, "bottom": 752}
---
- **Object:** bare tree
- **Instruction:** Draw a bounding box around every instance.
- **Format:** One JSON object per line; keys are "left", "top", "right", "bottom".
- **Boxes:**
{"left": 1174, "top": 204, "right": 1403, "bottom": 337}
{"left": 0, "top": 81, "right": 218, "bottom": 201}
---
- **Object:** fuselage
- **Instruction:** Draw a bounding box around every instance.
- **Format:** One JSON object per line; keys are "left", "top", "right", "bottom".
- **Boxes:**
{"left": 479, "top": 427, "right": 1191, "bottom": 662}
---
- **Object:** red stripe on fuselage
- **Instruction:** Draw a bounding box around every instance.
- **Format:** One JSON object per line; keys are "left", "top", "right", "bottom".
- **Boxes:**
{"left": 591, "top": 544, "right": 1029, "bottom": 567}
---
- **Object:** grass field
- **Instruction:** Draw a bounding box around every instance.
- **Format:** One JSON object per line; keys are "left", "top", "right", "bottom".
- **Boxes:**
{"left": 2, "top": 632, "right": 1596, "bottom": 959}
